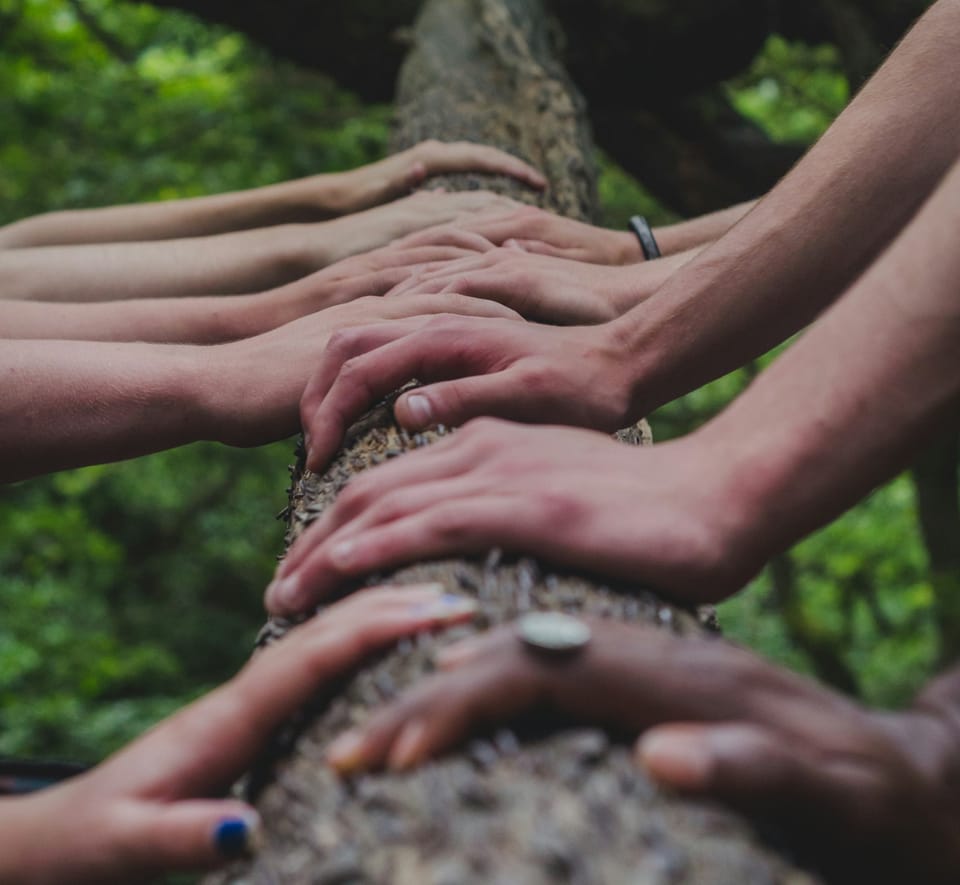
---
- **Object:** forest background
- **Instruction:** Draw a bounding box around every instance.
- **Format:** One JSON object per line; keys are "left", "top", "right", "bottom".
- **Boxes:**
{"left": 0, "top": 0, "right": 954, "bottom": 765}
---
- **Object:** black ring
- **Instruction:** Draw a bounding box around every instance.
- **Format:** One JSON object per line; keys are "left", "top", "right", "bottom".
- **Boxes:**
{"left": 629, "top": 215, "right": 662, "bottom": 260}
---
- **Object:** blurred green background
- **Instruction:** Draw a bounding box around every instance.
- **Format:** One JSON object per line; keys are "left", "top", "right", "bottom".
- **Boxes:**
{"left": 0, "top": 0, "right": 952, "bottom": 768}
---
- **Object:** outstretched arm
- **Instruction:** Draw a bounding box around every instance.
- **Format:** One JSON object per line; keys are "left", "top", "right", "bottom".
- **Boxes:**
{"left": 0, "top": 293, "right": 517, "bottom": 484}
{"left": 279, "top": 154, "right": 960, "bottom": 614}
{"left": 325, "top": 619, "right": 960, "bottom": 884}
{"left": 0, "top": 140, "right": 544, "bottom": 248}
{"left": 0, "top": 190, "right": 518, "bottom": 303}
{"left": 298, "top": 0, "right": 960, "bottom": 462}
{"left": 0, "top": 586, "right": 477, "bottom": 885}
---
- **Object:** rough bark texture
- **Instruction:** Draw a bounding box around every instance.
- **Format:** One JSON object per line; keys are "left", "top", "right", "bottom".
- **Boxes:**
{"left": 204, "top": 2, "right": 819, "bottom": 882}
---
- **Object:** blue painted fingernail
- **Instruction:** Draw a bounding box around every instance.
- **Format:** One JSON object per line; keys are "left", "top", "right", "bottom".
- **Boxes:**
{"left": 214, "top": 813, "right": 261, "bottom": 858}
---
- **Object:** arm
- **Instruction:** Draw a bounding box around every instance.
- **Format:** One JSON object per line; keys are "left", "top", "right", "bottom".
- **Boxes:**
{"left": 0, "top": 238, "right": 487, "bottom": 343}
{"left": 0, "top": 292, "right": 518, "bottom": 484}
{"left": 0, "top": 586, "right": 476, "bottom": 885}
{"left": 325, "top": 620, "right": 960, "bottom": 884}
{"left": 398, "top": 201, "right": 752, "bottom": 265}
{"left": 280, "top": 155, "right": 960, "bottom": 613}
{"left": 0, "top": 140, "right": 545, "bottom": 248}
{"left": 297, "top": 0, "right": 960, "bottom": 467}
{"left": 0, "top": 190, "right": 517, "bottom": 303}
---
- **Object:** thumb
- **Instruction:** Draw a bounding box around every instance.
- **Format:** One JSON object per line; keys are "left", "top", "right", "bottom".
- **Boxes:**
{"left": 112, "top": 799, "right": 262, "bottom": 873}
{"left": 636, "top": 723, "right": 809, "bottom": 808}
{"left": 395, "top": 372, "right": 529, "bottom": 430}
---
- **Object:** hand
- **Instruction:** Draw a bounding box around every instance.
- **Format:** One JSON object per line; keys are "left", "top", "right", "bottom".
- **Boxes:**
{"left": 0, "top": 585, "right": 477, "bottom": 884}
{"left": 267, "top": 422, "right": 753, "bottom": 614}
{"left": 325, "top": 140, "right": 546, "bottom": 214}
{"left": 202, "top": 293, "right": 522, "bottom": 448}
{"left": 322, "top": 189, "right": 524, "bottom": 265}
{"left": 325, "top": 618, "right": 960, "bottom": 884}
{"left": 299, "top": 312, "right": 641, "bottom": 473}
{"left": 394, "top": 204, "right": 642, "bottom": 265}
{"left": 385, "top": 246, "right": 650, "bottom": 324}
{"left": 264, "top": 234, "right": 493, "bottom": 326}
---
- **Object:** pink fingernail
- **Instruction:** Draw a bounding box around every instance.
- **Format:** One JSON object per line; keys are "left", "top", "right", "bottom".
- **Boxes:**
{"left": 637, "top": 731, "right": 712, "bottom": 790}
{"left": 330, "top": 539, "right": 355, "bottom": 568}
{"left": 270, "top": 575, "right": 300, "bottom": 610}
{"left": 327, "top": 729, "right": 368, "bottom": 773}
{"left": 404, "top": 394, "right": 433, "bottom": 428}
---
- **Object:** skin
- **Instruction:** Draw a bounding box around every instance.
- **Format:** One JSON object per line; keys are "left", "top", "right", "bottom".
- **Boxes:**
{"left": 396, "top": 200, "right": 755, "bottom": 265}
{"left": 383, "top": 245, "right": 702, "bottom": 323}
{"left": 273, "top": 152, "right": 960, "bottom": 613}
{"left": 0, "top": 237, "right": 489, "bottom": 343}
{"left": 298, "top": 0, "right": 960, "bottom": 471}
{"left": 0, "top": 293, "right": 519, "bottom": 484}
{"left": 323, "top": 620, "right": 960, "bottom": 884}
{"left": 0, "top": 585, "right": 478, "bottom": 884}
{"left": 0, "top": 190, "right": 522, "bottom": 303}
{"left": 0, "top": 139, "right": 546, "bottom": 248}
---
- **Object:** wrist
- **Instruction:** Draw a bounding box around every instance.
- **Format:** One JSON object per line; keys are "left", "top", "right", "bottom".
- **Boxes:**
{"left": 612, "top": 229, "right": 645, "bottom": 264}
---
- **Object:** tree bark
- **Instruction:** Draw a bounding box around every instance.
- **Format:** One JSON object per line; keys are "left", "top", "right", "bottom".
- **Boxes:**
{"left": 204, "top": 2, "right": 818, "bottom": 882}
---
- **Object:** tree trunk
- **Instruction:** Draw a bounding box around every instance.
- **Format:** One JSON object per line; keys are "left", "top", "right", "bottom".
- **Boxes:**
{"left": 204, "top": 2, "right": 818, "bottom": 881}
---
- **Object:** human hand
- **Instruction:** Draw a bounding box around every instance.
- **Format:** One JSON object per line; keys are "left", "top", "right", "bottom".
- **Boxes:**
{"left": 325, "top": 618, "right": 960, "bottom": 884}
{"left": 384, "top": 246, "right": 648, "bottom": 324}
{"left": 298, "top": 312, "right": 641, "bottom": 473}
{"left": 202, "top": 292, "right": 522, "bottom": 449}
{"left": 322, "top": 189, "right": 523, "bottom": 265}
{"left": 0, "top": 585, "right": 477, "bottom": 884}
{"left": 324, "top": 140, "right": 546, "bottom": 214}
{"left": 267, "top": 422, "right": 753, "bottom": 614}
{"left": 264, "top": 233, "right": 495, "bottom": 326}
{"left": 394, "top": 204, "right": 642, "bottom": 265}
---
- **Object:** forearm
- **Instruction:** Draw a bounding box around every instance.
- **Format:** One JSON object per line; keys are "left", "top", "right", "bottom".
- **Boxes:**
{"left": 617, "top": 0, "right": 960, "bottom": 412}
{"left": 0, "top": 178, "right": 332, "bottom": 249}
{"left": 0, "top": 225, "right": 313, "bottom": 302}
{"left": 0, "top": 339, "right": 211, "bottom": 482}
{"left": 655, "top": 200, "right": 757, "bottom": 255}
{"left": 0, "top": 293, "right": 292, "bottom": 343}
{"left": 701, "top": 157, "right": 960, "bottom": 566}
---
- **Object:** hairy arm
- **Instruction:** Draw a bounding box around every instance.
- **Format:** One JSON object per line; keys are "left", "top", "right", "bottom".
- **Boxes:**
{"left": 617, "top": 0, "right": 960, "bottom": 413}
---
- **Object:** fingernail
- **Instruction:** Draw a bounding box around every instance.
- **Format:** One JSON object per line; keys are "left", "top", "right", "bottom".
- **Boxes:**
{"left": 436, "top": 635, "right": 483, "bottom": 668}
{"left": 213, "top": 812, "right": 262, "bottom": 858}
{"left": 389, "top": 719, "right": 428, "bottom": 771}
{"left": 403, "top": 394, "right": 433, "bottom": 428}
{"left": 330, "top": 539, "right": 355, "bottom": 568}
{"left": 637, "top": 730, "right": 712, "bottom": 790}
{"left": 268, "top": 575, "right": 300, "bottom": 610}
{"left": 327, "top": 729, "right": 367, "bottom": 773}
{"left": 413, "top": 594, "right": 478, "bottom": 619}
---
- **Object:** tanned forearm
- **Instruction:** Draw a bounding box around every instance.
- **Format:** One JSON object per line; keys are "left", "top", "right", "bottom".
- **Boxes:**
{"left": 615, "top": 0, "right": 960, "bottom": 413}
{"left": 702, "top": 156, "right": 960, "bottom": 569}
{"left": 654, "top": 200, "right": 757, "bottom": 256}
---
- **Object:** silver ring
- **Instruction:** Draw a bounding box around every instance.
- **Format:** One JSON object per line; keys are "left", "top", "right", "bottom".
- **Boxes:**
{"left": 517, "top": 612, "right": 591, "bottom": 657}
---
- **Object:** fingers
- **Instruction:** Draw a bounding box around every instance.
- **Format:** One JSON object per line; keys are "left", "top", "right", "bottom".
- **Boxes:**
{"left": 393, "top": 368, "right": 551, "bottom": 430}
{"left": 267, "top": 495, "right": 531, "bottom": 613}
{"left": 504, "top": 237, "right": 576, "bottom": 259}
{"left": 107, "top": 799, "right": 262, "bottom": 874}
{"left": 415, "top": 140, "right": 547, "bottom": 190}
{"left": 101, "top": 586, "right": 478, "bottom": 798}
{"left": 392, "top": 224, "right": 496, "bottom": 254}
{"left": 327, "top": 631, "right": 541, "bottom": 773}
{"left": 635, "top": 722, "right": 882, "bottom": 826}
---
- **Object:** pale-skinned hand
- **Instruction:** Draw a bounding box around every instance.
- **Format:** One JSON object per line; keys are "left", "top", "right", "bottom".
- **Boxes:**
{"left": 298, "top": 314, "right": 641, "bottom": 473}
{"left": 267, "top": 421, "right": 756, "bottom": 615}
{"left": 324, "top": 140, "right": 546, "bottom": 214}
{"left": 325, "top": 618, "right": 960, "bottom": 884}
{"left": 385, "top": 204, "right": 642, "bottom": 265}
{"left": 0, "top": 585, "right": 477, "bottom": 884}
{"left": 202, "top": 293, "right": 523, "bottom": 449}
{"left": 384, "top": 246, "right": 651, "bottom": 323}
